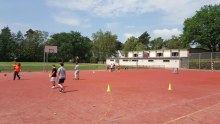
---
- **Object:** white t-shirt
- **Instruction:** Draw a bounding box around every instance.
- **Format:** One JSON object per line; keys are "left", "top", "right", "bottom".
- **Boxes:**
{"left": 75, "top": 65, "right": 80, "bottom": 71}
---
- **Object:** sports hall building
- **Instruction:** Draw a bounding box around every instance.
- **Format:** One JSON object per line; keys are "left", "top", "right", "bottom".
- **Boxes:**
{"left": 106, "top": 49, "right": 189, "bottom": 69}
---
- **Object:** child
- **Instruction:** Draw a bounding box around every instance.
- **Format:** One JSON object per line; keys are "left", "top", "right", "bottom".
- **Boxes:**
{"left": 12, "top": 63, "right": 21, "bottom": 80}
{"left": 74, "top": 62, "right": 80, "bottom": 80}
{"left": 117, "top": 64, "right": 120, "bottom": 71}
{"left": 110, "top": 64, "right": 113, "bottom": 72}
{"left": 50, "top": 65, "right": 57, "bottom": 89}
{"left": 57, "top": 63, "right": 66, "bottom": 92}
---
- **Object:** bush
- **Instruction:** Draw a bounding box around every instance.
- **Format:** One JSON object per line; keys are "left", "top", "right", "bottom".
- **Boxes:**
{"left": 90, "top": 57, "right": 98, "bottom": 63}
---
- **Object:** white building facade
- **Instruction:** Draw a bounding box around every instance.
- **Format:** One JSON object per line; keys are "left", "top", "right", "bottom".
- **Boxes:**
{"left": 106, "top": 49, "right": 189, "bottom": 68}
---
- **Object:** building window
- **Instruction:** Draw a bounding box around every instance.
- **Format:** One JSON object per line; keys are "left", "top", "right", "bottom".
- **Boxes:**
{"left": 110, "top": 59, "right": 114, "bottom": 61}
{"left": 132, "top": 60, "right": 137, "bottom": 61}
{"left": 172, "top": 52, "right": 179, "bottom": 57}
{"left": 133, "top": 54, "right": 138, "bottom": 57}
{"left": 148, "top": 60, "right": 154, "bottom": 62}
{"left": 123, "top": 59, "right": 128, "bottom": 61}
{"left": 163, "top": 60, "right": 170, "bottom": 62}
{"left": 144, "top": 53, "right": 149, "bottom": 58}
{"left": 157, "top": 53, "right": 163, "bottom": 57}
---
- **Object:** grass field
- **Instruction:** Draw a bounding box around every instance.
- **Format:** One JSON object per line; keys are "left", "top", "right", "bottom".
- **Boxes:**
{"left": 0, "top": 62, "right": 106, "bottom": 72}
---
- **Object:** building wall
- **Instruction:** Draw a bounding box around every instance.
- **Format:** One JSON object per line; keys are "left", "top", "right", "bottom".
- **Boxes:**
{"left": 106, "top": 59, "right": 115, "bottom": 65}
{"left": 179, "top": 49, "right": 188, "bottom": 57}
{"left": 107, "top": 49, "right": 188, "bottom": 68}
{"left": 120, "top": 59, "right": 138, "bottom": 66}
{"left": 128, "top": 51, "right": 146, "bottom": 58}
{"left": 164, "top": 50, "right": 171, "bottom": 57}
{"left": 128, "top": 52, "right": 133, "bottom": 57}
{"left": 150, "top": 51, "right": 156, "bottom": 57}
{"left": 107, "top": 58, "right": 180, "bottom": 68}
{"left": 121, "top": 59, "right": 180, "bottom": 68}
{"left": 138, "top": 51, "right": 144, "bottom": 58}
{"left": 128, "top": 49, "right": 188, "bottom": 58}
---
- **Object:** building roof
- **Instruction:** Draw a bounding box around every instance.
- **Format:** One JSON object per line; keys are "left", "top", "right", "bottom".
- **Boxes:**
{"left": 189, "top": 48, "right": 211, "bottom": 53}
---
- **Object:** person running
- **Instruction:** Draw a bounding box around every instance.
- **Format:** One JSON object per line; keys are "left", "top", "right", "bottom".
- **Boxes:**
{"left": 117, "top": 64, "right": 120, "bottom": 71}
{"left": 74, "top": 62, "right": 80, "bottom": 80}
{"left": 12, "top": 63, "right": 21, "bottom": 80}
{"left": 50, "top": 65, "right": 57, "bottom": 89}
{"left": 57, "top": 63, "right": 66, "bottom": 92}
{"left": 110, "top": 64, "right": 113, "bottom": 72}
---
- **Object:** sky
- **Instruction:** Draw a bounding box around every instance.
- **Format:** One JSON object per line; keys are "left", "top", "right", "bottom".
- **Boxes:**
{"left": 0, "top": 0, "right": 220, "bottom": 42}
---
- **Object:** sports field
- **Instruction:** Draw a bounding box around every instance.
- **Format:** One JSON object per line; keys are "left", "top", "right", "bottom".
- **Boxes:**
{"left": 0, "top": 62, "right": 106, "bottom": 72}
{"left": 0, "top": 69, "right": 219, "bottom": 124}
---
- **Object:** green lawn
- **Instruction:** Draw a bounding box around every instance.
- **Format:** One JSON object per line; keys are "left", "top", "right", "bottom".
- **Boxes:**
{"left": 0, "top": 62, "right": 106, "bottom": 72}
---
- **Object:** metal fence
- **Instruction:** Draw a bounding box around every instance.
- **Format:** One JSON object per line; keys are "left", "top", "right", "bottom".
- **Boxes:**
{"left": 186, "top": 52, "right": 220, "bottom": 70}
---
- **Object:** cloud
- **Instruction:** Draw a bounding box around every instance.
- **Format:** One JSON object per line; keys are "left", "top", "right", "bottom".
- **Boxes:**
{"left": 124, "top": 32, "right": 141, "bottom": 39}
{"left": 53, "top": 12, "right": 80, "bottom": 26}
{"left": 125, "top": 25, "right": 136, "bottom": 29}
{"left": 46, "top": 0, "right": 98, "bottom": 11}
{"left": 152, "top": 28, "right": 182, "bottom": 40}
{"left": 0, "top": 22, "right": 5, "bottom": 29}
{"left": 46, "top": 0, "right": 220, "bottom": 25}
{"left": 106, "top": 22, "right": 120, "bottom": 30}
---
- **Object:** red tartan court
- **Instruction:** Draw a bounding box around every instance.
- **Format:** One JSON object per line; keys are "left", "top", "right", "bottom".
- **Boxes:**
{"left": 0, "top": 69, "right": 220, "bottom": 124}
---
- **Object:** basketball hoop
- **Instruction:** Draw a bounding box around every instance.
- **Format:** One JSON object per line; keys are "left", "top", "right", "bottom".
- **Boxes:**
{"left": 44, "top": 46, "right": 57, "bottom": 53}
{"left": 49, "top": 49, "right": 54, "bottom": 53}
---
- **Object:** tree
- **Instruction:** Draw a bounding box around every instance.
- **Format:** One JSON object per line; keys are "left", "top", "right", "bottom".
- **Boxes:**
{"left": 23, "top": 29, "right": 48, "bottom": 61}
{"left": 48, "top": 31, "right": 92, "bottom": 62}
{"left": 164, "top": 36, "right": 186, "bottom": 49}
{"left": 135, "top": 42, "right": 146, "bottom": 51}
{"left": 80, "top": 37, "right": 92, "bottom": 62}
{"left": 0, "top": 27, "right": 16, "bottom": 61}
{"left": 115, "top": 40, "right": 124, "bottom": 50}
{"left": 92, "top": 30, "right": 117, "bottom": 63}
{"left": 182, "top": 4, "right": 220, "bottom": 51}
{"left": 150, "top": 37, "right": 164, "bottom": 50}
{"left": 123, "top": 36, "right": 139, "bottom": 56}
{"left": 138, "top": 31, "right": 151, "bottom": 49}
{"left": 13, "top": 31, "right": 25, "bottom": 61}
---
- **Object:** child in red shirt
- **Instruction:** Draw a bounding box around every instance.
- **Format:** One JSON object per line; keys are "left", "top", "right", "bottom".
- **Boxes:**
{"left": 13, "top": 63, "right": 21, "bottom": 80}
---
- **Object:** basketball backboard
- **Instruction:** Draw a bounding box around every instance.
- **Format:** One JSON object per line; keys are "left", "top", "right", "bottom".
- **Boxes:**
{"left": 44, "top": 46, "right": 57, "bottom": 53}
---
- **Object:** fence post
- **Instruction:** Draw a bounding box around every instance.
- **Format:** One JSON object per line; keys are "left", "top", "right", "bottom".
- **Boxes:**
{"left": 188, "top": 54, "right": 190, "bottom": 69}
{"left": 211, "top": 52, "right": 213, "bottom": 71}
{"left": 211, "top": 62, "right": 214, "bottom": 71}
{"left": 199, "top": 53, "right": 201, "bottom": 69}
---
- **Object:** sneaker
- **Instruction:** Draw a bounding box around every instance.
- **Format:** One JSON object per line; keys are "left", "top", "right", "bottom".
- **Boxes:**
{"left": 18, "top": 77, "right": 21, "bottom": 80}
{"left": 51, "top": 86, "right": 56, "bottom": 89}
{"left": 59, "top": 88, "right": 64, "bottom": 93}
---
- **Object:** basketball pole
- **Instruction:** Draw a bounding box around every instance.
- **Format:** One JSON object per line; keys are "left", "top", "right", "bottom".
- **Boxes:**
{"left": 46, "top": 52, "right": 48, "bottom": 71}
{"left": 44, "top": 46, "right": 58, "bottom": 72}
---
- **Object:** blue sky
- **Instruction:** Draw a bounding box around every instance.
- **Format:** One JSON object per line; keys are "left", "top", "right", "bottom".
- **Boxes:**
{"left": 0, "top": 0, "right": 220, "bottom": 42}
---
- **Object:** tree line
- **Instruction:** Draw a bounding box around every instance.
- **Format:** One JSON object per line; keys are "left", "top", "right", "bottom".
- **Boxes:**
{"left": 0, "top": 4, "right": 219, "bottom": 63}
